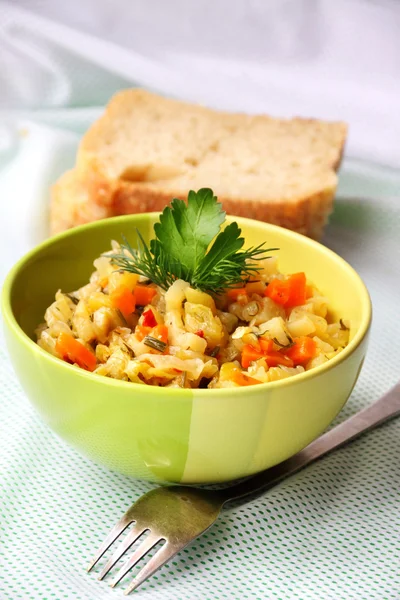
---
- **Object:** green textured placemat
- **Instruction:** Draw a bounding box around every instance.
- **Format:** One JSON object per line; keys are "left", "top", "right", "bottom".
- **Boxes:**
{"left": 1, "top": 177, "right": 399, "bottom": 600}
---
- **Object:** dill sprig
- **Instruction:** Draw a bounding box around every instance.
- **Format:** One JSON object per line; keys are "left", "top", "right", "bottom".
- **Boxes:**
{"left": 109, "top": 189, "right": 278, "bottom": 294}
{"left": 110, "top": 232, "right": 177, "bottom": 289}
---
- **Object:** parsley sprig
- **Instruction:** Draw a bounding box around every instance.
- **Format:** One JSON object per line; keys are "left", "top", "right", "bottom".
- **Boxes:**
{"left": 110, "top": 188, "right": 278, "bottom": 294}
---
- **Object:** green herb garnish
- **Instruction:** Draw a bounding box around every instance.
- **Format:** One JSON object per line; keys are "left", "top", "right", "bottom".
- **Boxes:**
{"left": 115, "top": 308, "right": 129, "bottom": 327}
{"left": 272, "top": 335, "right": 294, "bottom": 349}
{"left": 143, "top": 336, "right": 167, "bottom": 353}
{"left": 110, "top": 188, "right": 278, "bottom": 294}
{"left": 209, "top": 345, "right": 221, "bottom": 358}
{"left": 65, "top": 292, "right": 79, "bottom": 305}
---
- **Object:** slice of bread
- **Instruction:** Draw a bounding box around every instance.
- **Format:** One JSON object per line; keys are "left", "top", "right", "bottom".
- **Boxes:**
{"left": 51, "top": 89, "right": 347, "bottom": 238}
{"left": 50, "top": 169, "right": 113, "bottom": 233}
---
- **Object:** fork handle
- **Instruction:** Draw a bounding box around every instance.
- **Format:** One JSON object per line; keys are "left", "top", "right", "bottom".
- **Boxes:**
{"left": 220, "top": 382, "right": 400, "bottom": 504}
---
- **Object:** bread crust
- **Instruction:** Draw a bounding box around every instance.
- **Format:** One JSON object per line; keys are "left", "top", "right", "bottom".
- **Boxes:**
{"left": 50, "top": 169, "right": 114, "bottom": 234}
{"left": 50, "top": 89, "right": 347, "bottom": 239}
{"left": 51, "top": 169, "right": 335, "bottom": 240}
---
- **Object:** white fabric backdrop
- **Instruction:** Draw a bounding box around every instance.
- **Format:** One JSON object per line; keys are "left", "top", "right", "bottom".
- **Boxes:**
{"left": 1, "top": 0, "right": 400, "bottom": 166}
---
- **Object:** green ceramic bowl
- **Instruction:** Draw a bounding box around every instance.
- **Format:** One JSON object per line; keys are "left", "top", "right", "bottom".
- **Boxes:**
{"left": 2, "top": 215, "right": 371, "bottom": 484}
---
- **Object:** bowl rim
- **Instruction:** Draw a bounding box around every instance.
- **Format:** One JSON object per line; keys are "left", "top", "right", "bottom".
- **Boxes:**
{"left": 2, "top": 213, "right": 372, "bottom": 398}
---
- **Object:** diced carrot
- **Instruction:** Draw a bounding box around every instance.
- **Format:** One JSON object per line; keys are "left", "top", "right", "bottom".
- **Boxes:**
{"left": 227, "top": 287, "right": 247, "bottom": 300}
{"left": 259, "top": 338, "right": 274, "bottom": 352}
{"left": 288, "top": 273, "right": 307, "bottom": 306}
{"left": 263, "top": 352, "right": 293, "bottom": 368}
{"left": 110, "top": 286, "right": 136, "bottom": 317}
{"left": 142, "top": 309, "right": 157, "bottom": 328}
{"left": 241, "top": 344, "right": 265, "bottom": 369}
{"left": 151, "top": 324, "right": 169, "bottom": 344}
{"left": 55, "top": 332, "right": 96, "bottom": 372}
{"left": 232, "top": 370, "right": 262, "bottom": 387}
{"left": 265, "top": 273, "right": 307, "bottom": 308}
{"left": 259, "top": 339, "right": 294, "bottom": 366}
{"left": 135, "top": 325, "right": 152, "bottom": 341}
{"left": 195, "top": 329, "right": 205, "bottom": 338}
{"left": 226, "top": 287, "right": 248, "bottom": 304}
{"left": 134, "top": 285, "right": 157, "bottom": 306}
{"left": 284, "top": 336, "right": 317, "bottom": 366}
{"left": 265, "top": 279, "right": 290, "bottom": 306}
{"left": 241, "top": 341, "right": 294, "bottom": 369}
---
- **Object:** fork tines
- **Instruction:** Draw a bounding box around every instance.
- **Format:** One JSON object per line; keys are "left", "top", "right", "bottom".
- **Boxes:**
{"left": 87, "top": 513, "right": 176, "bottom": 594}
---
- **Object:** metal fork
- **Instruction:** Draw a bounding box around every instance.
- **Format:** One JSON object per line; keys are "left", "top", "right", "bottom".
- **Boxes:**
{"left": 87, "top": 382, "right": 400, "bottom": 595}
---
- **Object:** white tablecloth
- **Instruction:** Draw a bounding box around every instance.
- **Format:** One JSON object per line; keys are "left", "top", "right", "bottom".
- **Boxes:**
{"left": 0, "top": 2, "right": 399, "bottom": 599}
